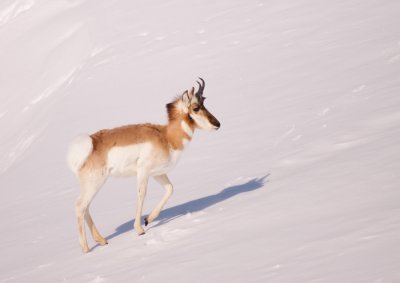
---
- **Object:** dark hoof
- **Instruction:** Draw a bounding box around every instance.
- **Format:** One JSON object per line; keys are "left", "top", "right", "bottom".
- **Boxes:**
{"left": 144, "top": 217, "right": 149, "bottom": 226}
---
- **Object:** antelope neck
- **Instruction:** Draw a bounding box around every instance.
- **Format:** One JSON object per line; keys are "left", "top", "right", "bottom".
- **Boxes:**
{"left": 165, "top": 117, "right": 195, "bottom": 150}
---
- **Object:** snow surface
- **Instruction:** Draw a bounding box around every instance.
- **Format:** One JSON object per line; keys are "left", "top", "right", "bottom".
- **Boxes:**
{"left": 1, "top": 0, "right": 400, "bottom": 282}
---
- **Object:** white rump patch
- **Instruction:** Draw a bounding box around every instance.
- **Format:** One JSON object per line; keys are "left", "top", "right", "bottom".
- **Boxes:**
{"left": 67, "top": 135, "right": 93, "bottom": 174}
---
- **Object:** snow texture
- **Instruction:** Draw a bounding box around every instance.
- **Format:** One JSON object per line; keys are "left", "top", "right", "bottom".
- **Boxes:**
{"left": 1, "top": 0, "right": 400, "bottom": 282}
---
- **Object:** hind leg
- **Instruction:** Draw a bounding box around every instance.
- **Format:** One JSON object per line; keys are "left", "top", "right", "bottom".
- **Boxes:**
{"left": 75, "top": 198, "right": 89, "bottom": 253}
{"left": 85, "top": 209, "right": 108, "bottom": 246}
{"left": 75, "top": 169, "right": 107, "bottom": 253}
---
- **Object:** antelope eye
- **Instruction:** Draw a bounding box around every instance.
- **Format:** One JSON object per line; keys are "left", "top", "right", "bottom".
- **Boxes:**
{"left": 193, "top": 107, "right": 200, "bottom": 112}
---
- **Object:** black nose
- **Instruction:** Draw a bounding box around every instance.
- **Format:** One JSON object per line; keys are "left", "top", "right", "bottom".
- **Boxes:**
{"left": 214, "top": 119, "right": 221, "bottom": 129}
{"left": 207, "top": 113, "right": 220, "bottom": 129}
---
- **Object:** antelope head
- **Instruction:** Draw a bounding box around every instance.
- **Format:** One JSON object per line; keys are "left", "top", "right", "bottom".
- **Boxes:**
{"left": 182, "top": 78, "right": 221, "bottom": 131}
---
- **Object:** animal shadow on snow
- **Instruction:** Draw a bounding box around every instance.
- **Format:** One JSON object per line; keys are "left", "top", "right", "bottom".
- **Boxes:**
{"left": 105, "top": 174, "right": 269, "bottom": 242}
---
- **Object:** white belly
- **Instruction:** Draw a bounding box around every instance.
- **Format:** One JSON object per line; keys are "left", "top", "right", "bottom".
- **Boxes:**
{"left": 150, "top": 148, "right": 182, "bottom": 175}
{"left": 107, "top": 143, "right": 183, "bottom": 177}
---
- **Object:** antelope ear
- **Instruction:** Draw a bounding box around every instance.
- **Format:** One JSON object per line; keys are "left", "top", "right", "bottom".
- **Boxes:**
{"left": 182, "top": 90, "right": 191, "bottom": 113}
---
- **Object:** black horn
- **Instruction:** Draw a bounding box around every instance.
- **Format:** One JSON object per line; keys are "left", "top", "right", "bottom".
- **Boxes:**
{"left": 196, "top": 77, "right": 205, "bottom": 97}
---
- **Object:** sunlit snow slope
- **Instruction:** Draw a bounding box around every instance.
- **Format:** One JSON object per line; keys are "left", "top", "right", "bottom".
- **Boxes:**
{"left": 1, "top": 0, "right": 400, "bottom": 282}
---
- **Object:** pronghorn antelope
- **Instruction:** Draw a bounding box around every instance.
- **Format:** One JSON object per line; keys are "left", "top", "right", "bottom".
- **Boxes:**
{"left": 67, "top": 78, "right": 220, "bottom": 253}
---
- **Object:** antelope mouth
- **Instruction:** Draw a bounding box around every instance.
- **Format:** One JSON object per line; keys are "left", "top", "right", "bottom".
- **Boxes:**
{"left": 212, "top": 123, "right": 220, "bottom": 130}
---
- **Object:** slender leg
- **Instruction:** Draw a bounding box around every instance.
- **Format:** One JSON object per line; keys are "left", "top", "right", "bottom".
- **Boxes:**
{"left": 75, "top": 198, "right": 89, "bottom": 253}
{"left": 75, "top": 170, "right": 106, "bottom": 253}
{"left": 85, "top": 208, "right": 108, "bottom": 245}
{"left": 145, "top": 174, "right": 173, "bottom": 226}
{"left": 134, "top": 170, "right": 149, "bottom": 235}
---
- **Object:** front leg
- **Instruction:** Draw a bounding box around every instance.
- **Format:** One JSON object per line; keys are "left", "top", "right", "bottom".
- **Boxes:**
{"left": 145, "top": 174, "right": 173, "bottom": 226}
{"left": 134, "top": 170, "right": 149, "bottom": 235}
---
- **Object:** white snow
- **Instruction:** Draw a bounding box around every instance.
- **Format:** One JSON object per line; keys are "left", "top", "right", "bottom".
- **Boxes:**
{"left": 1, "top": 0, "right": 400, "bottom": 282}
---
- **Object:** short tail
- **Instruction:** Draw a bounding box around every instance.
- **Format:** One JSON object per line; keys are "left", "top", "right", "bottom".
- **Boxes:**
{"left": 67, "top": 135, "right": 93, "bottom": 175}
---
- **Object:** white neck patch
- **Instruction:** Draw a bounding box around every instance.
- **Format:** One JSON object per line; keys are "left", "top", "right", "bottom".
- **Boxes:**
{"left": 181, "top": 120, "right": 193, "bottom": 138}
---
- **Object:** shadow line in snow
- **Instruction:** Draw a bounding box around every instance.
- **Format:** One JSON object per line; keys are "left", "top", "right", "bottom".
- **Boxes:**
{"left": 103, "top": 174, "right": 269, "bottom": 243}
